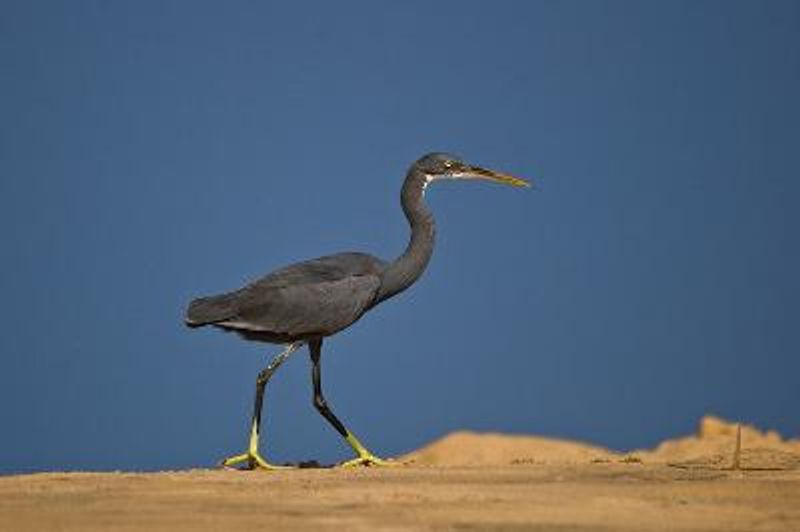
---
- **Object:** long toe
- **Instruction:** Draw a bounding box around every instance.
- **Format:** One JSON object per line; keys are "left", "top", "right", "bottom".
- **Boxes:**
{"left": 339, "top": 454, "right": 401, "bottom": 468}
{"left": 220, "top": 451, "right": 293, "bottom": 471}
{"left": 220, "top": 452, "right": 251, "bottom": 469}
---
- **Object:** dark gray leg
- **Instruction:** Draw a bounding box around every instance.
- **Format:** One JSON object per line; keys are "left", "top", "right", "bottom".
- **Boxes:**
{"left": 221, "top": 342, "right": 302, "bottom": 470}
{"left": 308, "top": 338, "right": 394, "bottom": 467}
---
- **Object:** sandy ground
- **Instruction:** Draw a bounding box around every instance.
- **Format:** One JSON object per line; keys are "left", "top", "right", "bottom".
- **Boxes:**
{"left": 2, "top": 417, "right": 798, "bottom": 531}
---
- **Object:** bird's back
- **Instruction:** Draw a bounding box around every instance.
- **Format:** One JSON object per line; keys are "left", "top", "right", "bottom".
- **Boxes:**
{"left": 186, "top": 252, "right": 386, "bottom": 342}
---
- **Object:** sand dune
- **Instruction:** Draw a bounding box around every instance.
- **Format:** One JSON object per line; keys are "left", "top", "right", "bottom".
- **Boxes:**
{"left": 637, "top": 415, "right": 800, "bottom": 469}
{"left": 404, "top": 415, "right": 800, "bottom": 470}
{"left": 403, "top": 430, "right": 616, "bottom": 465}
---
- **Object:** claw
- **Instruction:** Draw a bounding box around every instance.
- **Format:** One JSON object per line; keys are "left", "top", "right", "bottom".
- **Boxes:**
{"left": 220, "top": 451, "right": 292, "bottom": 471}
{"left": 339, "top": 453, "right": 400, "bottom": 468}
{"left": 338, "top": 431, "right": 402, "bottom": 468}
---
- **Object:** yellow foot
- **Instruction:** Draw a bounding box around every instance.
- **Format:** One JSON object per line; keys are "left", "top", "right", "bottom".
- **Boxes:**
{"left": 220, "top": 451, "right": 292, "bottom": 471}
{"left": 339, "top": 454, "right": 400, "bottom": 468}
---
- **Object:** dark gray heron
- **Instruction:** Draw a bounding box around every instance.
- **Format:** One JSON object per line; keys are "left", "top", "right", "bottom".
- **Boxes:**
{"left": 185, "top": 152, "right": 530, "bottom": 469}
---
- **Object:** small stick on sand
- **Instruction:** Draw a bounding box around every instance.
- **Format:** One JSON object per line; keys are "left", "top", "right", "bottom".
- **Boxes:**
{"left": 731, "top": 423, "right": 742, "bottom": 471}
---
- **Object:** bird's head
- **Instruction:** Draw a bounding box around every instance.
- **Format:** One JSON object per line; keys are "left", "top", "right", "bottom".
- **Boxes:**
{"left": 413, "top": 152, "right": 531, "bottom": 189}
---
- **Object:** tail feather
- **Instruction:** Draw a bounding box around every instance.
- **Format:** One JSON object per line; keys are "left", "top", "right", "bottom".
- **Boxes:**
{"left": 185, "top": 293, "right": 239, "bottom": 327}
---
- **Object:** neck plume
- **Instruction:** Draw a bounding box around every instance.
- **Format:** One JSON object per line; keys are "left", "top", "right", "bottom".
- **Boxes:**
{"left": 376, "top": 169, "right": 436, "bottom": 303}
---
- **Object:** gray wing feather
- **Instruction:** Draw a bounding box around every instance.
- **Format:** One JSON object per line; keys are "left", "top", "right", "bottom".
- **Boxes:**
{"left": 186, "top": 292, "right": 239, "bottom": 326}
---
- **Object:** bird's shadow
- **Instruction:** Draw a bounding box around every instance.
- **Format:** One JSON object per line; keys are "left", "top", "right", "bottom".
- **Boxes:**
{"left": 291, "top": 459, "right": 330, "bottom": 469}
{"left": 220, "top": 458, "right": 411, "bottom": 471}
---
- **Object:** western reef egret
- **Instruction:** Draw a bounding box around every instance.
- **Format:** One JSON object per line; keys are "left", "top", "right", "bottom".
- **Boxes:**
{"left": 185, "top": 153, "right": 530, "bottom": 469}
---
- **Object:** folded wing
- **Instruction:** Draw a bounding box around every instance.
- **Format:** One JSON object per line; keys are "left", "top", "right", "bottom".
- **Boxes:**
{"left": 185, "top": 252, "right": 385, "bottom": 339}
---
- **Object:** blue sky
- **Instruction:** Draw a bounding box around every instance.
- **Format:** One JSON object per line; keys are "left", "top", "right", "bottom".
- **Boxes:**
{"left": 1, "top": 1, "right": 798, "bottom": 473}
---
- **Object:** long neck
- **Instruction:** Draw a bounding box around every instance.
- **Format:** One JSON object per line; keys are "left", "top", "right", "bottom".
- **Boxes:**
{"left": 376, "top": 169, "right": 436, "bottom": 303}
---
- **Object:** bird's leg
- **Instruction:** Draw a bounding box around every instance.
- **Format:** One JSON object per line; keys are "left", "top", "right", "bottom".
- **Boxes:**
{"left": 221, "top": 342, "right": 301, "bottom": 470}
{"left": 309, "top": 339, "right": 397, "bottom": 468}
